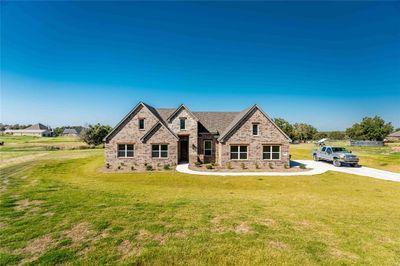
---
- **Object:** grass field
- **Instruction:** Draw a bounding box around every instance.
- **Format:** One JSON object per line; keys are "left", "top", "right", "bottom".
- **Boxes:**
{"left": 1, "top": 136, "right": 400, "bottom": 265}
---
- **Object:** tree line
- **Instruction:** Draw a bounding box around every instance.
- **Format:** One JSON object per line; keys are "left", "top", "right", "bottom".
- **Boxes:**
{"left": 274, "top": 116, "right": 395, "bottom": 142}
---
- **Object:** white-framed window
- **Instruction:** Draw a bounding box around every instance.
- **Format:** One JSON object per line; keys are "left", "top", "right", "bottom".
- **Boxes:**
{"left": 180, "top": 118, "right": 186, "bottom": 130}
{"left": 152, "top": 144, "right": 168, "bottom": 158}
{"left": 139, "top": 119, "right": 145, "bottom": 130}
{"left": 230, "top": 145, "right": 248, "bottom": 160}
{"left": 263, "top": 145, "right": 280, "bottom": 160}
{"left": 204, "top": 140, "right": 212, "bottom": 156}
{"left": 252, "top": 124, "right": 259, "bottom": 136}
{"left": 117, "top": 144, "right": 134, "bottom": 158}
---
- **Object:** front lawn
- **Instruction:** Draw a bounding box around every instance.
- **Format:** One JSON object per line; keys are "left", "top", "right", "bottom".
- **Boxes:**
{"left": 1, "top": 149, "right": 400, "bottom": 265}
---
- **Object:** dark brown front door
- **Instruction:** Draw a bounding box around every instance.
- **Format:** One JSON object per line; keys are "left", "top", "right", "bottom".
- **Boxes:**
{"left": 179, "top": 137, "right": 189, "bottom": 163}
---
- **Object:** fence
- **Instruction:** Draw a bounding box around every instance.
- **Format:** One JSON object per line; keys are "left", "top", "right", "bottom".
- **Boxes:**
{"left": 350, "top": 140, "right": 384, "bottom": 147}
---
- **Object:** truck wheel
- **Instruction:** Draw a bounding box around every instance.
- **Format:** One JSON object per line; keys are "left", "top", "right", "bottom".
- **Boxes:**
{"left": 313, "top": 154, "right": 319, "bottom": 161}
{"left": 333, "top": 159, "right": 341, "bottom": 167}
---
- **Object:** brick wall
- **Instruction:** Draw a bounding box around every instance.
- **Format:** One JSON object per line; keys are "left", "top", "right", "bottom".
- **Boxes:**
{"left": 219, "top": 108, "right": 290, "bottom": 169}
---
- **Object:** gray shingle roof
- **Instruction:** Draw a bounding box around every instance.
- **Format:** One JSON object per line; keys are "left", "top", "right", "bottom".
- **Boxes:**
{"left": 63, "top": 128, "right": 78, "bottom": 134}
{"left": 156, "top": 108, "right": 239, "bottom": 134}
{"left": 388, "top": 130, "right": 400, "bottom": 137}
{"left": 25, "top": 123, "right": 49, "bottom": 130}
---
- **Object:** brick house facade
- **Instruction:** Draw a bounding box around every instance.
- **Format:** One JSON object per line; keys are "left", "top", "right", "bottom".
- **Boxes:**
{"left": 104, "top": 102, "right": 291, "bottom": 171}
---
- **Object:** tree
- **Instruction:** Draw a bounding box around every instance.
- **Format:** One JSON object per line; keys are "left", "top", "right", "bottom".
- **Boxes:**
{"left": 273, "top": 118, "right": 294, "bottom": 139}
{"left": 81, "top": 124, "right": 112, "bottom": 146}
{"left": 346, "top": 116, "right": 393, "bottom": 141}
{"left": 293, "top": 123, "right": 318, "bottom": 141}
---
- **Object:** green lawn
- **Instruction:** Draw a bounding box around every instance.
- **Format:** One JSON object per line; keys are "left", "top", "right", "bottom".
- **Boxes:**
{"left": 1, "top": 138, "right": 400, "bottom": 265}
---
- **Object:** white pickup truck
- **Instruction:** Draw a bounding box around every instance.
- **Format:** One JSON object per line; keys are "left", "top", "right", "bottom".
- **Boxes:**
{"left": 312, "top": 146, "right": 359, "bottom": 167}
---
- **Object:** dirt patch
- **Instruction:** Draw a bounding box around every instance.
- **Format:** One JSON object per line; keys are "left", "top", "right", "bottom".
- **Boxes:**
{"left": 189, "top": 164, "right": 310, "bottom": 173}
{"left": 211, "top": 215, "right": 227, "bottom": 233}
{"left": 1, "top": 153, "right": 49, "bottom": 167}
{"left": 153, "top": 233, "right": 169, "bottom": 245}
{"left": 23, "top": 235, "right": 54, "bottom": 255}
{"left": 14, "top": 199, "right": 44, "bottom": 211}
{"left": 269, "top": 240, "right": 288, "bottom": 250}
{"left": 257, "top": 218, "right": 276, "bottom": 226}
{"left": 67, "top": 223, "right": 91, "bottom": 242}
{"left": 391, "top": 146, "right": 400, "bottom": 152}
{"left": 329, "top": 248, "right": 359, "bottom": 261}
{"left": 0, "top": 222, "right": 7, "bottom": 229}
{"left": 174, "top": 231, "right": 188, "bottom": 239}
{"left": 118, "top": 240, "right": 142, "bottom": 258}
{"left": 136, "top": 229, "right": 152, "bottom": 241}
{"left": 234, "top": 222, "right": 251, "bottom": 234}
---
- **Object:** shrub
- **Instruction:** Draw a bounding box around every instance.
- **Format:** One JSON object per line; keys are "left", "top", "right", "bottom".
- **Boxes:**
{"left": 254, "top": 162, "right": 260, "bottom": 169}
{"left": 268, "top": 163, "right": 274, "bottom": 169}
{"left": 284, "top": 163, "right": 290, "bottom": 169}
{"left": 194, "top": 161, "right": 202, "bottom": 167}
{"left": 206, "top": 164, "right": 213, "bottom": 170}
{"left": 157, "top": 163, "right": 161, "bottom": 168}
{"left": 146, "top": 165, "right": 153, "bottom": 171}
{"left": 131, "top": 166, "right": 135, "bottom": 171}
{"left": 117, "top": 166, "right": 121, "bottom": 170}
{"left": 240, "top": 163, "right": 246, "bottom": 170}
{"left": 300, "top": 164, "right": 306, "bottom": 169}
{"left": 163, "top": 164, "right": 171, "bottom": 170}
{"left": 226, "top": 162, "right": 233, "bottom": 169}
{"left": 106, "top": 163, "right": 110, "bottom": 169}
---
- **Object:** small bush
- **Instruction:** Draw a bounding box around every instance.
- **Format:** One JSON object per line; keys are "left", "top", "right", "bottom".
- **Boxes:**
{"left": 163, "top": 164, "right": 171, "bottom": 170}
{"left": 254, "top": 162, "right": 260, "bottom": 169}
{"left": 268, "top": 163, "right": 274, "bottom": 169}
{"left": 106, "top": 163, "right": 110, "bottom": 169}
{"left": 131, "top": 166, "right": 135, "bottom": 171}
{"left": 300, "top": 164, "right": 306, "bottom": 169}
{"left": 241, "top": 163, "right": 246, "bottom": 170}
{"left": 194, "top": 161, "right": 202, "bottom": 167}
{"left": 117, "top": 166, "right": 121, "bottom": 170}
{"left": 226, "top": 162, "right": 233, "bottom": 169}
{"left": 206, "top": 164, "right": 213, "bottom": 170}
{"left": 157, "top": 163, "right": 161, "bottom": 168}
{"left": 144, "top": 162, "right": 148, "bottom": 166}
{"left": 146, "top": 165, "right": 153, "bottom": 171}
{"left": 284, "top": 163, "right": 290, "bottom": 169}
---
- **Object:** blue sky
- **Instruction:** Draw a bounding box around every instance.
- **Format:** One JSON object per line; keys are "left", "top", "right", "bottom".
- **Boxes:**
{"left": 1, "top": 2, "right": 399, "bottom": 130}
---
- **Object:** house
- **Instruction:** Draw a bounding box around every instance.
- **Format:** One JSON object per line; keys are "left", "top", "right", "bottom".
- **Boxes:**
{"left": 62, "top": 128, "right": 81, "bottom": 137}
{"left": 104, "top": 102, "right": 291, "bottom": 171}
{"left": 4, "top": 123, "right": 53, "bottom": 137}
{"left": 386, "top": 130, "right": 400, "bottom": 141}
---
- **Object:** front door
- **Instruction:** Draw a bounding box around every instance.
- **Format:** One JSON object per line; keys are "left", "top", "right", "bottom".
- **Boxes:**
{"left": 179, "top": 137, "right": 189, "bottom": 163}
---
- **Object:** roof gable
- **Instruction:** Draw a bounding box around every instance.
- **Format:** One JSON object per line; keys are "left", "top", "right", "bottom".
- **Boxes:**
{"left": 25, "top": 123, "right": 49, "bottom": 130}
{"left": 103, "top": 102, "right": 178, "bottom": 142}
{"left": 166, "top": 104, "right": 199, "bottom": 123}
{"left": 217, "top": 105, "right": 291, "bottom": 142}
{"left": 140, "top": 121, "right": 178, "bottom": 143}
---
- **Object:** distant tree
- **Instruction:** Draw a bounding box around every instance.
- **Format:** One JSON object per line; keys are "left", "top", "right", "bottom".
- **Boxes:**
{"left": 81, "top": 124, "right": 112, "bottom": 146}
{"left": 327, "top": 131, "right": 347, "bottom": 140}
{"left": 273, "top": 118, "right": 294, "bottom": 139}
{"left": 0, "top": 123, "right": 6, "bottom": 131}
{"left": 313, "top": 132, "right": 328, "bottom": 141}
{"left": 346, "top": 116, "right": 393, "bottom": 141}
{"left": 293, "top": 123, "right": 318, "bottom": 141}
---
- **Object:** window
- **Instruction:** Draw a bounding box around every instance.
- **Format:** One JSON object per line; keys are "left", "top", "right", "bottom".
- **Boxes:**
{"left": 263, "top": 145, "right": 280, "bottom": 160}
{"left": 180, "top": 118, "right": 186, "bottom": 130}
{"left": 230, "top": 145, "right": 248, "bottom": 160}
{"left": 117, "top": 144, "right": 134, "bottom": 158}
{"left": 152, "top": 144, "right": 168, "bottom": 158}
{"left": 326, "top": 147, "right": 332, "bottom": 154}
{"left": 139, "top": 119, "right": 145, "bottom": 130}
{"left": 204, "top": 140, "right": 212, "bottom": 156}
{"left": 252, "top": 124, "right": 259, "bottom": 135}
{"left": 321, "top": 147, "right": 326, "bottom": 152}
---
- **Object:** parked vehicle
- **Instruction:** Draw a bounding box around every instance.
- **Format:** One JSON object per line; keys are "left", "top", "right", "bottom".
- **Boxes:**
{"left": 312, "top": 146, "right": 359, "bottom": 167}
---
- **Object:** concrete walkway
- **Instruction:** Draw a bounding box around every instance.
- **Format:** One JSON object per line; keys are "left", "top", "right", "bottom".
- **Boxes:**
{"left": 176, "top": 160, "right": 400, "bottom": 182}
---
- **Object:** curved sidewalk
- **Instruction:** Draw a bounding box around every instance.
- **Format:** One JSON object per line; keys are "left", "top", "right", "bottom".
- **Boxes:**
{"left": 176, "top": 160, "right": 400, "bottom": 182}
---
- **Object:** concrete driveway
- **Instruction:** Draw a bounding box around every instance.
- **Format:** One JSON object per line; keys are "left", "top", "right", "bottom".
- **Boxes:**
{"left": 176, "top": 160, "right": 400, "bottom": 182}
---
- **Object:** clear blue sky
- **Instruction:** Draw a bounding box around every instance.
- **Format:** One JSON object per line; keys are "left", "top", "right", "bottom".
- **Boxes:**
{"left": 1, "top": 1, "right": 399, "bottom": 130}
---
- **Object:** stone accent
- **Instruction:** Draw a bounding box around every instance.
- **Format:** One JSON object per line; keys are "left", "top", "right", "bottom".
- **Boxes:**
{"left": 219, "top": 108, "right": 290, "bottom": 169}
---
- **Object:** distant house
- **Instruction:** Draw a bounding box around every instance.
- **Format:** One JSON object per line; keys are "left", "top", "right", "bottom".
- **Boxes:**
{"left": 62, "top": 128, "right": 79, "bottom": 136}
{"left": 4, "top": 123, "right": 53, "bottom": 137}
{"left": 386, "top": 130, "right": 400, "bottom": 141}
